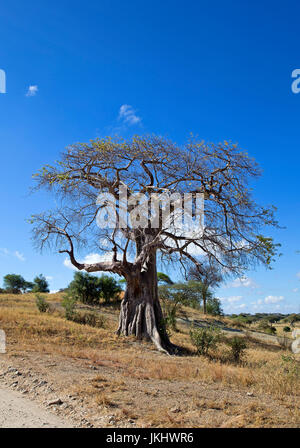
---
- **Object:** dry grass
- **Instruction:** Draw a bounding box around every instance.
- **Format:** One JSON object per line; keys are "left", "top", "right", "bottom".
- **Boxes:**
{"left": 0, "top": 292, "right": 299, "bottom": 427}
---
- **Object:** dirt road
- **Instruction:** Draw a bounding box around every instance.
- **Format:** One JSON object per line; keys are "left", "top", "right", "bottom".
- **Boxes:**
{"left": 0, "top": 386, "right": 72, "bottom": 428}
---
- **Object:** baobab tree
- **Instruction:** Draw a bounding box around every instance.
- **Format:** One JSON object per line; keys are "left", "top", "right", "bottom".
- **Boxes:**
{"left": 31, "top": 135, "right": 279, "bottom": 353}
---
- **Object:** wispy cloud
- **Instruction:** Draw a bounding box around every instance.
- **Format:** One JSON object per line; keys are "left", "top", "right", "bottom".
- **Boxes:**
{"left": 118, "top": 104, "right": 141, "bottom": 126}
{"left": 220, "top": 295, "right": 243, "bottom": 303}
{"left": 0, "top": 248, "right": 9, "bottom": 255}
{"left": 0, "top": 248, "right": 26, "bottom": 261}
{"left": 264, "top": 295, "right": 284, "bottom": 304}
{"left": 14, "top": 251, "right": 25, "bottom": 262}
{"left": 26, "top": 85, "right": 38, "bottom": 97}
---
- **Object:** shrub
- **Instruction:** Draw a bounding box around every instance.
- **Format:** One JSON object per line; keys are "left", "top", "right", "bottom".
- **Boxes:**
{"left": 231, "top": 320, "right": 246, "bottom": 330}
{"left": 233, "top": 315, "right": 253, "bottom": 326}
{"left": 161, "top": 301, "right": 178, "bottom": 332}
{"left": 226, "top": 336, "right": 247, "bottom": 363}
{"left": 258, "top": 320, "right": 277, "bottom": 334}
{"left": 35, "top": 293, "right": 49, "bottom": 313}
{"left": 71, "top": 310, "right": 106, "bottom": 328}
{"left": 265, "top": 326, "right": 277, "bottom": 335}
{"left": 62, "top": 295, "right": 77, "bottom": 320}
{"left": 283, "top": 326, "right": 291, "bottom": 333}
{"left": 281, "top": 354, "right": 300, "bottom": 379}
{"left": 190, "top": 326, "right": 221, "bottom": 356}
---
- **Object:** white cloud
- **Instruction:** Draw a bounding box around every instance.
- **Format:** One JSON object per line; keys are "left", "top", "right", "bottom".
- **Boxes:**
{"left": 26, "top": 85, "right": 38, "bottom": 97}
{"left": 292, "top": 287, "right": 299, "bottom": 293}
{"left": 237, "top": 303, "right": 246, "bottom": 309}
{"left": 297, "top": 272, "right": 300, "bottom": 279}
{"left": 227, "top": 276, "right": 257, "bottom": 289}
{"left": 264, "top": 295, "right": 284, "bottom": 304}
{"left": 118, "top": 104, "right": 141, "bottom": 125}
{"left": 228, "top": 295, "right": 243, "bottom": 303}
{"left": 219, "top": 298, "right": 247, "bottom": 313}
{"left": 46, "top": 276, "right": 53, "bottom": 281}
{"left": 219, "top": 295, "right": 242, "bottom": 303}
{"left": 0, "top": 248, "right": 25, "bottom": 261}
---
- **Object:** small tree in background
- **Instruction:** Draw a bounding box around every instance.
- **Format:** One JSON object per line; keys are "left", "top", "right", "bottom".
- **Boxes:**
{"left": 68, "top": 272, "right": 102, "bottom": 305}
{"left": 189, "top": 261, "right": 223, "bottom": 314}
{"left": 205, "top": 297, "right": 223, "bottom": 316}
{"left": 3, "top": 274, "right": 32, "bottom": 294}
{"left": 288, "top": 314, "right": 300, "bottom": 327}
{"left": 98, "top": 275, "right": 122, "bottom": 303}
{"left": 32, "top": 274, "right": 50, "bottom": 293}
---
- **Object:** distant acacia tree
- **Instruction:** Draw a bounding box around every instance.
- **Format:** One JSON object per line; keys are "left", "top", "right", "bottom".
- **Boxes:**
{"left": 189, "top": 261, "right": 223, "bottom": 314}
{"left": 157, "top": 272, "right": 173, "bottom": 285}
{"left": 32, "top": 274, "right": 50, "bottom": 293}
{"left": 31, "top": 135, "right": 279, "bottom": 353}
{"left": 3, "top": 274, "right": 32, "bottom": 294}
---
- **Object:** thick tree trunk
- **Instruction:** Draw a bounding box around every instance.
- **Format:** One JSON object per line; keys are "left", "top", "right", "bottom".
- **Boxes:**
{"left": 117, "top": 256, "right": 176, "bottom": 354}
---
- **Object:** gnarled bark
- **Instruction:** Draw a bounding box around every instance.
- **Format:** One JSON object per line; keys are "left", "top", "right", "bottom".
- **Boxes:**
{"left": 117, "top": 255, "right": 176, "bottom": 354}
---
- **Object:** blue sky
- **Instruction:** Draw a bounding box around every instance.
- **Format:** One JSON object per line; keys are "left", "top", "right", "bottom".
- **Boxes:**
{"left": 0, "top": 0, "right": 300, "bottom": 314}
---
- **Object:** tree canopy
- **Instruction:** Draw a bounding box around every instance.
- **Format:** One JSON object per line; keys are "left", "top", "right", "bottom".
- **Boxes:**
{"left": 32, "top": 135, "right": 279, "bottom": 276}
